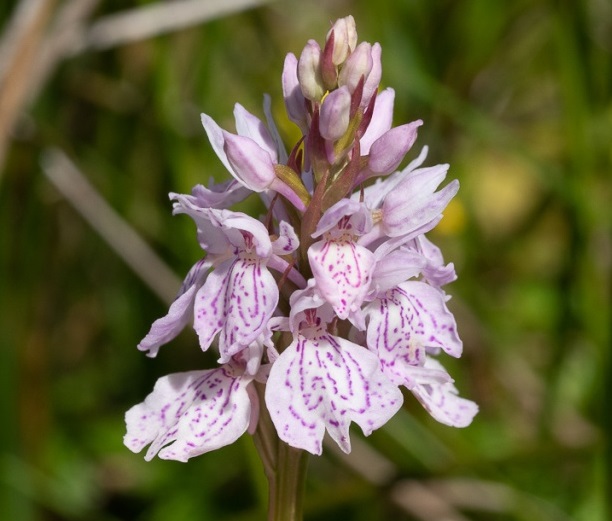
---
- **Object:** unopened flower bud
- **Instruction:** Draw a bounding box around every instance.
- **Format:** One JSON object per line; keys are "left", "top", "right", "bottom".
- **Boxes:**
{"left": 338, "top": 42, "right": 373, "bottom": 94}
{"left": 282, "top": 53, "right": 308, "bottom": 130}
{"left": 223, "top": 132, "right": 276, "bottom": 191}
{"left": 298, "top": 40, "right": 325, "bottom": 102}
{"left": 362, "top": 42, "right": 382, "bottom": 107}
{"left": 326, "top": 15, "right": 357, "bottom": 66}
{"left": 319, "top": 86, "right": 351, "bottom": 141}
{"left": 368, "top": 120, "right": 422, "bottom": 175}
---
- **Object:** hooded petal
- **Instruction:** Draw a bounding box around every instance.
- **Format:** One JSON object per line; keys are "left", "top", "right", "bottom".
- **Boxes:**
{"left": 223, "top": 132, "right": 277, "bottom": 192}
{"left": 233, "top": 103, "right": 278, "bottom": 162}
{"left": 265, "top": 332, "right": 402, "bottom": 455}
{"left": 272, "top": 220, "right": 300, "bottom": 255}
{"left": 124, "top": 368, "right": 254, "bottom": 462}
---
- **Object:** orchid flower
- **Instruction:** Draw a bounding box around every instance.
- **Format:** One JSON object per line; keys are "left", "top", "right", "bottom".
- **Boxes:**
{"left": 126, "top": 17, "right": 477, "bottom": 520}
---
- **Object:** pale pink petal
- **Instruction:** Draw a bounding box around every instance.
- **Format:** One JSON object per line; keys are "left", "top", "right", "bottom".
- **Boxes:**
{"left": 263, "top": 94, "right": 288, "bottom": 164}
{"left": 369, "top": 248, "right": 425, "bottom": 294}
{"left": 308, "top": 239, "right": 375, "bottom": 319}
{"left": 360, "top": 87, "right": 394, "bottom": 154}
{"left": 282, "top": 52, "right": 308, "bottom": 130}
{"left": 403, "top": 359, "right": 478, "bottom": 428}
{"left": 382, "top": 164, "right": 459, "bottom": 237}
{"left": 366, "top": 281, "right": 462, "bottom": 359}
{"left": 193, "top": 258, "right": 233, "bottom": 352}
{"left": 414, "top": 235, "right": 457, "bottom": 288}
{"left": 265, "top": 334, "right": 402, "bottom": 455}
{"left": 189, "top": 179, "right": 251, "bottom": 209}
{"left": 272, "top": 220, "right": 299, "bottom": 255}
{"left": 138, "top": 259, "right": 210, "bottom": 357}
{"left": 124, "top": 368, "right": 254, "bottom": 462}
{"left": 200, "top": 113, "right": 235, "bottom": 176}
{"left": 233, "top": 103, "right": 278, "bottom": 162}
{"left": 218, "top": 258, "right": 279, "bottom": 361}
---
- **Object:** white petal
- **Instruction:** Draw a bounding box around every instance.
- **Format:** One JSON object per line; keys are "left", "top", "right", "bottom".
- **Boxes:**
{"left": 124, "top": 368, "right": 253, "bottom": 462}
{"left": 367, "top": 281, "right": 462, "bottom": 360}
{"left": 265, "top": 333, "right": 403, "bottom": 455}
{"left": 308, "top": 239, "right": 375, "bottom": 319}
{"left": 219, "top": 259, "right": 279, "bottom": 361}
{"left": 138, "top": 259, "right": 210, "bottom": 357}
{"left": 407, "top": 359, "right": 478, "bottom": 428}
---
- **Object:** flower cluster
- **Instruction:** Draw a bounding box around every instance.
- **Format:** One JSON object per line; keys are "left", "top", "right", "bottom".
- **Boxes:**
{"left": 124, "top": 16, "right": 477, "bottom": 461}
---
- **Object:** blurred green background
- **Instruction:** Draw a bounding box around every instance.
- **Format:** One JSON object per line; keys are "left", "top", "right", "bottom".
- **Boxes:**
{"left": 1, "top": 0, "right": 610, "bottom": 520}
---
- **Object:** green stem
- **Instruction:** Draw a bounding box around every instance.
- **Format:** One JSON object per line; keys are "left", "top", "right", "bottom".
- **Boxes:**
{"left": 270, "top": 442, "right": 309, "bottom": 521}
{"left": 253, "top": 383, "right": 309, "bottom": 521}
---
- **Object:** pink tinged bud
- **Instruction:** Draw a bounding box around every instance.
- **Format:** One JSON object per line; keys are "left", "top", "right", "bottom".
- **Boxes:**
{"left": 319, "top": 86, "right": 351, "bottom": 141}
{"left": 368, "top": 120, "right": 423, "bottom": 174}
{"left": 223, "top": 132, "right": 276, "bottom": 192}
{"left": 362, "top": 42, "right": 382, "bottom": 107}
{"left": 338, "top": 42, "right": 373, "bottom": 94}
{"left": 282, "top": 53, "right": 308, "bottom": 130}
{"left": 320, "top": 31, "right": 338, "bottom": 90}
{"left": 298, "top": 40, "right": 325, "bottom": 101}
{"left": 326, "top": 15, "right": 357, "bottom": 65}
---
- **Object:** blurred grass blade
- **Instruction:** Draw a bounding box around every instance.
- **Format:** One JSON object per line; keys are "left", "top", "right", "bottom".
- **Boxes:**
{"left": 41, "top": 148, "right": 180, "bottom": 304}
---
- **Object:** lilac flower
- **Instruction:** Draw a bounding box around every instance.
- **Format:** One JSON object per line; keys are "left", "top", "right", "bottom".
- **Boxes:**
{"left": 265, "top": 287, "right": 403, "bottom": 455}
{"left": 126, "top": 16, "right": 477, "bottom": 469}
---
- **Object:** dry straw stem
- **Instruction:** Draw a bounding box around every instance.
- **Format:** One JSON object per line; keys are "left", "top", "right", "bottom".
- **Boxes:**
{"left": 0, "top": 0, "right": 57, "bottom": 171}
{"left": 81, "top": 0, "right": 273, "bottom": 51}
{"left": 0, "top": 0, "right": 271, "bottom": 179}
